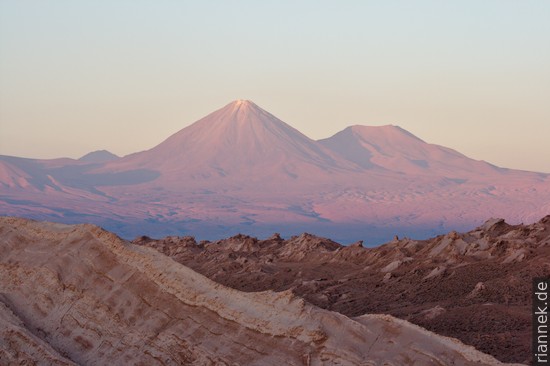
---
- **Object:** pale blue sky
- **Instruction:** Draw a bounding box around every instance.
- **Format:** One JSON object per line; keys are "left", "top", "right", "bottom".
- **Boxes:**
{"left": 1, "top": 1, "right": 549, "bottom": 172}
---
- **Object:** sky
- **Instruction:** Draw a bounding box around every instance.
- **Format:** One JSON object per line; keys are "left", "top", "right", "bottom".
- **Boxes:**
{"left": 0, "top": 1, "right": 549, "bottom": 172}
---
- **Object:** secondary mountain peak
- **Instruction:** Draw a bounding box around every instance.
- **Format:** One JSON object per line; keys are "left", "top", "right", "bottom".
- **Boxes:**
{"left": 347, "top": 124, "right": 425, "bottom": 143}
{"left": 320, "top": 124, "right": 502, "bottom": 176}
{"left": 79, "top": 150, "right": 119, "bottom": 163}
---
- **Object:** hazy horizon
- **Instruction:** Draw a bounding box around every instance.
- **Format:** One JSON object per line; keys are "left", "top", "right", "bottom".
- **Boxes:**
{"left": 1, "top": 1, "right": 549, "bottom": 172}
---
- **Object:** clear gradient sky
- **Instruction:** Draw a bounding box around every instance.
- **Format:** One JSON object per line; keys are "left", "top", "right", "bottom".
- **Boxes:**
{"left": 0, "top": 1, "right": 549, "bottom": 172}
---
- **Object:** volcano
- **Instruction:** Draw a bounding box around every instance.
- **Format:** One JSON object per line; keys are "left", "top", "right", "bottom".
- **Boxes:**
{"left": 97, "top": 100, "right": 359, "bottom": 187}
{"left": 319, "top": 125, "right": 503, "bottom": 176}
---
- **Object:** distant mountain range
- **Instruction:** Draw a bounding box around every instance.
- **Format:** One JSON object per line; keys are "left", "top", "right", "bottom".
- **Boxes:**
{"left": 1, "top": 100, "right": 548, "bottom": 243}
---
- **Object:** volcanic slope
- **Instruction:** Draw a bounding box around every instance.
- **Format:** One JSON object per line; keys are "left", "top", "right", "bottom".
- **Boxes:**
{"left": 98, "top": 99, "right": 361, "bottom": 187}
{"left": 0, "top": 217, "right": 513, "bottom": 365}
{"left": 136, "top": 215, "right": 550, "bottom": 364}
{"left": 319, "top": 124, "right": 503, "bottom": 176}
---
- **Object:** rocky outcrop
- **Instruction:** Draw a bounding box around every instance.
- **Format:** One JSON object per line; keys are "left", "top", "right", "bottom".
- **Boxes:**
{"left": 138, "top": 215, "right": 550, "bottom": 364}
{"left": 0, "top": 301, "right": 75, "bottom": 365}
{"left": 0, "top": 217, "right": 515, "bottom": 365}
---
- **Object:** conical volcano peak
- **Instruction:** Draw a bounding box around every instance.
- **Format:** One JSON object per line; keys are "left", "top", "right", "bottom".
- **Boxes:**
{"left": 228, "top": 99, "right": 257, "bottom": 112}
{"left": 214, "top": 99, "right": 284, "bottom": 130}
{"left": 215, "top": 100, "right": 267, "bottom": 122}
{"left": 112, "top": 99, "right": 349, "bottom": 175}
{"left": 233, "top": 99, "right": 253, "bottom": 106}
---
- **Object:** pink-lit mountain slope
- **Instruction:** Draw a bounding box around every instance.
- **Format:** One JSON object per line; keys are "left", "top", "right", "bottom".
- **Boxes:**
{"left": 0, "top": 160, "right": 32, "bottom": 189}
{"left": 319, "top": 125, "right": 504, "bottom": 177}
{"left": 97, "top": 100, "right": 360, "bottom": 188}
{"left": 0, "top": 100, "right": 548, "bottom": 243}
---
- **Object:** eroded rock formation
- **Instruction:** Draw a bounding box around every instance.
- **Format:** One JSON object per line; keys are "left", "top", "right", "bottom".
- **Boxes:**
{"left": 136, "top": 216, "right": 550, "bottom": 364}
{"left": 0, "top": 217, "right": 518, "bottom": 365}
